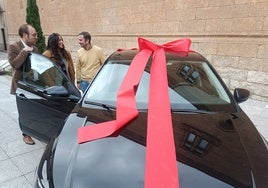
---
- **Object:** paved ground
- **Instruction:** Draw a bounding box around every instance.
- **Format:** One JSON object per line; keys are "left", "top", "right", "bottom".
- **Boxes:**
{"left": 0, "top": 52, "right": 45, "bottom": 188}
{"left": 0, "top": 75, "right": 46, "bottom": 188}
{"left": 0, "top": 51, "right": 267, "bottom": 187}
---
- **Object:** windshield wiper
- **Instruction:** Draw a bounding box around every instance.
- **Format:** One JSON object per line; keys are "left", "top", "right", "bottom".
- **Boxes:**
{"left": 84, "top": 101, "right": 116, "bottom": 110}
{"left": 171, "top": 109, "right": 216, "bottom": 114}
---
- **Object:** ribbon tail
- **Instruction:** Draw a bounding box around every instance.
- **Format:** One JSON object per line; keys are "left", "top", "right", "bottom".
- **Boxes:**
{"left": 145, "top": 49, "right": 179, "bottom": 188}
{"left": 78, "top": 120, "right": 116, "bottom": 144}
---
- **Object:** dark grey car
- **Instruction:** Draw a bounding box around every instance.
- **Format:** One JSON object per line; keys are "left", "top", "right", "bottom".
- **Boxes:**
{"left": 16, "top": 50, "right": 268, "bottom": 187}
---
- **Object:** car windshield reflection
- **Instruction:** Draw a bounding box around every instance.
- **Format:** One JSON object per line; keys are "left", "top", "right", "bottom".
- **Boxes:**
{"left": 85, "top": 60, "right": 234, "bottom": 112}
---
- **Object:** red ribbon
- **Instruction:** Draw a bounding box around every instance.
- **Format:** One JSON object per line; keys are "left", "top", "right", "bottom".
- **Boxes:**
{"left": 78, "top": 37, "right": 192, "bottom": 188}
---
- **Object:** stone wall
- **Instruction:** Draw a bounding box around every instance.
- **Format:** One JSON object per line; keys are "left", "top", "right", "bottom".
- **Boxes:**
{"left": 0, "top": 0, "right": 7, "bottom": 51}
{"left": 4, "top": 0, "right": 268, "bottom": 101}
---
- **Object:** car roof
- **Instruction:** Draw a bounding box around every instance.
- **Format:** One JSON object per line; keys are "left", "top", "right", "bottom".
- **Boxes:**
{"left": 107, "top": 49, "right": 208, "bottom": 62}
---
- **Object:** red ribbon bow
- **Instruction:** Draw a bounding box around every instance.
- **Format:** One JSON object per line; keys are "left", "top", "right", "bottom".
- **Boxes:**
{"left": 78, "top": 37, "right": 192, "bottom": 188}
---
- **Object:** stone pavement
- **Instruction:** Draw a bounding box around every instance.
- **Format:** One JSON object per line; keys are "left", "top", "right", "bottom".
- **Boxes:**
{"left": 0, "top": 75, "right": 46, "bottom": 188}
{"left": 0, "top": 52, "right": 45, "bottom": 188}
{"left": 239, "top": 99, "right": 268, "bottom": 140}
{"left": 0, "top": 51, "right": 267, "bottom": 187}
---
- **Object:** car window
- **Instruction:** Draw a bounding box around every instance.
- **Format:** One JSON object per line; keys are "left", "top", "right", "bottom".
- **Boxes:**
{"left": 22, "top": 54, "right": 66, "bottom": 89}
{"left": 85, "top": 60, "right": 234, "bottom": 112}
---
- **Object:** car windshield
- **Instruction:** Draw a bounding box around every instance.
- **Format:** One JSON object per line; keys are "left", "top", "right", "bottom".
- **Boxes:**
{"left": 85, "top": 60, "right": 234, "bottom": 112}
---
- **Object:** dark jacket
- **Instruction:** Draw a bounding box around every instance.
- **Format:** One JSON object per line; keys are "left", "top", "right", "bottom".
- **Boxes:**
{"left": 8, "top": 40, "right": 38, "bottom": 94}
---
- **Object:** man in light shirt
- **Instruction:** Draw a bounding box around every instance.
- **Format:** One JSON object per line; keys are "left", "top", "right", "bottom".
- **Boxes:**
{"left": 8, "top": 24, "right": 38, "bottom": 145}
{"left": 76, "top": 31, "right": 105, "bottom": 93}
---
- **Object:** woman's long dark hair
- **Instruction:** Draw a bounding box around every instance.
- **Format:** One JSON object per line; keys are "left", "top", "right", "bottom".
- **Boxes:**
{"left": 46, "top": 33, "right": 69, "bottom": 63}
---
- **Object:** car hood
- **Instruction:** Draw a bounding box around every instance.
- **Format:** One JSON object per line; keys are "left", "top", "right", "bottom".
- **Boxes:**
{"left": 52, "top": 110, "right": 268, "bottom": 188}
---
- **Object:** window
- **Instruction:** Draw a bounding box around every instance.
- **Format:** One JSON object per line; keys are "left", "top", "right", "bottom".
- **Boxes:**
{"left": 22, "top": 54, "right": 65, "bottom": 89}
{"left": 183, "top": 132, "right": 209, "bottom": 156}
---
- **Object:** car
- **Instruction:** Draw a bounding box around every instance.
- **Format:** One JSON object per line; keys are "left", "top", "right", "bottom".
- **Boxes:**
{"left": 16, "top": 46, "right": 268, "bottom": 187}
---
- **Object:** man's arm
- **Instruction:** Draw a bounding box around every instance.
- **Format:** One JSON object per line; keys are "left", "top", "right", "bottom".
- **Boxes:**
{"left": 8, "top": 44, "right": 31, "bottom": 70}
{"left": 99, "top": 49, "right": 106, "bottom": 65}
{"left": 76, "top": 55, "right": 81, "bottom": 86}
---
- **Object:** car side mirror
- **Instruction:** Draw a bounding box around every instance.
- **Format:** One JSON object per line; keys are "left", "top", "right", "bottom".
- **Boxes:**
{"left": 43, "top": 86, "right": 69, "bottom": 98}
{"left": 234, "top": 88, "right": 250, "bottom": 103}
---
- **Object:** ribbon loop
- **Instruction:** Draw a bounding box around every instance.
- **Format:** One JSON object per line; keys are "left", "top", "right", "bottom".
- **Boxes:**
{"left": 138, "top": 38, "right": 160, "bottom": 52}
{"left": 78, "top": 37, "right": 192, "bottom": 188}
{"left": 139, "top": 37, "right": 192, "bottom": 56}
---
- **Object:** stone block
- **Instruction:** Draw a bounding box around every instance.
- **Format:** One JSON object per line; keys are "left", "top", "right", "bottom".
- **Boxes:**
{"left": 209, "top": 55, "right": 239, "bottom": 68}
{"left": 188, "top": 0, "right": 210, "bottom": 8}
{"left": 205, "top": 19, "right": 233, "bottom": 33}
{"left": 264, "top": 17, "right": 268, "bottom": 31}
{"left": 217, "top": 67, "right": 248, "bottom": 81}
{"left": 196, "top": 7, "right": 221, "bottom": 19}
{"left": 216, "top": 43, "right": 258, "bottom": 57}
{"left": 195, "top": 42, "right": 218, "bottom": 55}
{"left": 258, "top": 45, "right": 268, "bottom": 59}
{"left": 232, "top": 17, "right": 264, "bottom": 32}
{"left": 217, "top": 43, "right": 235, "bottom": 56}
{"left": 238, "top": 57, "right": 263, "bottom": 71}
{"left": 249, "top": 83, "right": 268, "bottom": 98}
{"left": 232, "top": 43, "right": 259, "bottom": 57}
{"left": 229, "top": 80, "right": 248, "bottom": 90}
{"left": 247, "top": 71, "right": 268, "bottom": 84}
{"left": 249, "top": 2, "right": 268, "bottom": 17}
{"left": 179, "top": 20, "right": 206, "bottom": 32}
{"left": 208, "top": 0, "right": 234, "bottom": 6}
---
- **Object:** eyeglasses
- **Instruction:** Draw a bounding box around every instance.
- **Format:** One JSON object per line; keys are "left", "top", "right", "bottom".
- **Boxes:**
{"left": 30, "top": 33, "right": 37, "bottom": 37}
{"left": 26, "top": 32, "right": 37, "bottom": 37}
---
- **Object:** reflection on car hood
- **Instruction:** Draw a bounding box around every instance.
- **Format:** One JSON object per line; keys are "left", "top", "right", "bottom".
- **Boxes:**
{"left": 52, "top": 110, "right": 268, "bottom": 188}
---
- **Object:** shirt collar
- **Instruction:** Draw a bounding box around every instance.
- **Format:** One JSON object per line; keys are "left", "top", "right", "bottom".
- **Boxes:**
{"left": 21, "top": 39, "right": 31, "bottom": 48}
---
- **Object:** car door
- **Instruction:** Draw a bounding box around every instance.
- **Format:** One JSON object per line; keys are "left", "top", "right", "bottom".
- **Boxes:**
{"left": 16, "top": 52, "right": 81, "bottom": 143}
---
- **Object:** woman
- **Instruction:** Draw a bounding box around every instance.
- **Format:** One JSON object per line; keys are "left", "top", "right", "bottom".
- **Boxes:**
{"left": 43, "top": 33, "right": 75, "bottom": 83}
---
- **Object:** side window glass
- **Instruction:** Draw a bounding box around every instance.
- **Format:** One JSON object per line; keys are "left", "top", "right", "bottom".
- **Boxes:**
{"left": 22, "top": 53, "right": 65, "bottom": 89}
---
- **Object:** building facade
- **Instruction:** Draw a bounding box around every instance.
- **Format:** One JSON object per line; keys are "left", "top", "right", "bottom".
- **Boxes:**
{"left": 0, "top": 0, "right": 7, "bottom": 51}
{"left": 2, "top": 0, "right": 268, "bottom": 101}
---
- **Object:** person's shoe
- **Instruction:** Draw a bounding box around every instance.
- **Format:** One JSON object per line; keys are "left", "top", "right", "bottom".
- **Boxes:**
{"left": 23, "top": 136, "right": 35, "bottom": 145}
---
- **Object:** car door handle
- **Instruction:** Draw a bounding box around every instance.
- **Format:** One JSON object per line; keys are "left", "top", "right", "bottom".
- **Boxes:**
{"left": 17, "top": 93, "right": 27, "bottom": 101}
{"left": 36, "top": 89, "right": 52, "bottom": 98}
